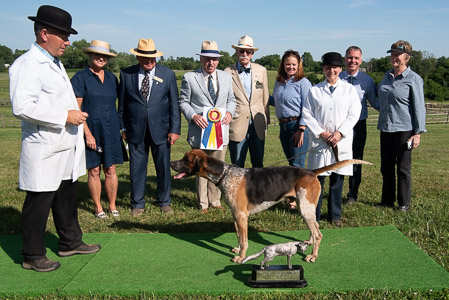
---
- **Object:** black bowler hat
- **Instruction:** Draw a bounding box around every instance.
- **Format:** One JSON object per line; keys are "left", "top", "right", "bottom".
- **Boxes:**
{"left": 321, "top": 52, "right": 344, "bottom": 66}
{"left": 28, "top": 5, "right": 77, "bottom": 35}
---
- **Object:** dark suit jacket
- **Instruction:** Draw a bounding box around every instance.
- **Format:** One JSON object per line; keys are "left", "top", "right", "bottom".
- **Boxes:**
{"left": 118, "top": 64, "right": 181, "bottom": 145}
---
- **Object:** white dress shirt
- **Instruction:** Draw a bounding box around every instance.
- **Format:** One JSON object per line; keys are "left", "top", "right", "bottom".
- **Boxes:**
{"left": 202, "top": 69, "right": 218, "bottom": 93}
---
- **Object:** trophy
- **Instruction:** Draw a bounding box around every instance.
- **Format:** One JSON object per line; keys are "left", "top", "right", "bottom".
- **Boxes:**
{"left": 243, "top": 241, "right": 308, "bottom": 288}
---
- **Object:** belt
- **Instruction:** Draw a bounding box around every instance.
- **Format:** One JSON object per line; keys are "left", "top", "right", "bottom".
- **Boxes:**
{"left": 278, "top": 116, "right": 300, "bottom": 124}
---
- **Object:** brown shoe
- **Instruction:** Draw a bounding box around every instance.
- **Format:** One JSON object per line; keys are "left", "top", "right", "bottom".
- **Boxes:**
{"left": 332, "top": 220, "right": 342, "bottom": 227}
{"left": 160, "top": 206, "right": 173, "bottom": 214}
{"left": 211, "top": 205, "right": 225, "bottom": 211}
{"left": 200, "top": 208, "right": 208, "bottom": 214}
{"left": 58, "top": 243, "right": 101, "bottom": 257}
{"left": 22, "top": 257, "right": 60, "bottom": 272}
{"left": 131, "top": 208, "right": 144, "bottom": 216}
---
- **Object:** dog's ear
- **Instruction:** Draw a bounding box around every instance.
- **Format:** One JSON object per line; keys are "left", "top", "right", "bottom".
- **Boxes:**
{"left": 193, "top": 154, "right": 204, "bottom": 172}
{"left": 204, "top": 156, "right": 225, "bottom": 175}
{"left": 296, "top": 242, "right": 307, "bottom": 254}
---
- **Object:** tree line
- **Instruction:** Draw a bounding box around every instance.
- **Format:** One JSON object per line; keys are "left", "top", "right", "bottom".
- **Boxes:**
{"left": 1, "top": 40, "right": 448, "bottom": 101}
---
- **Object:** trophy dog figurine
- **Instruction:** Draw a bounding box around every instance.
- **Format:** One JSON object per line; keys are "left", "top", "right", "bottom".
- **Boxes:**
{"left": 171, "top": 149, "right": 372, "bottom": 264}
{"left": 241, "top": 241, "right": 309, "bottom": 269}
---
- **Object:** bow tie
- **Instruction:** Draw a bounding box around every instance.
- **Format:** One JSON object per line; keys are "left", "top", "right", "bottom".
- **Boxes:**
{"left": 239, "top": 67, "right": 250, "bottom": 74}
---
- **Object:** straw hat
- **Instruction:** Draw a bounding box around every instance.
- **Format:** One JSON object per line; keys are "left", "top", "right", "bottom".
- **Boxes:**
{"left": 82, "top": 40, "right": 117, "bottom": 57}
{"left": 197, "top": 41, "right": 223, "bottom": 57}
{"left": 130, "top": 39, "right": 163, "bottom": 57}
{"left": 28, "top": 5, "right": 77, "bottom": 35}
{"left": 231, "top": 36, "right": 259, "bottom": 52}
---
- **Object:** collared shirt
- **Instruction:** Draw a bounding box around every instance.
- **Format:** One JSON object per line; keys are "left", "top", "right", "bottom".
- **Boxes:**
{"left": 34, "top": 42, "right": 61, "bottom": 66}
{"left": 377, "top": 67, "right": 426, "bottom": 134}
{"left": 202, "top": 69, "right": 218, "bottom": 93}
{"left": 138, "top": 66, "right": 156, "bottom": 101}
{"left": 237, "top": 62, "right": 252, "bottom": 99}
{"left": 272, "top": 77, "right": 312, "bottom": 125}
{"left": 340, "top": 70, "right": 380, "bottom": 120}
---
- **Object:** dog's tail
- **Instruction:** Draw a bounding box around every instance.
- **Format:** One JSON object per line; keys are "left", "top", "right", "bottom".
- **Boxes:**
{"left": 241, "top": 249, "right": 265, "bottom": 264}
{"left": 313, "top": 159, "right": 372, "bottom": 176}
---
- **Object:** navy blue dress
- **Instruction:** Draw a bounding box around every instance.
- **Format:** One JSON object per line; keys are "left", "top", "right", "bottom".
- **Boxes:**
{"left": 71, "top": 68, "right": 123, "bottom": 169}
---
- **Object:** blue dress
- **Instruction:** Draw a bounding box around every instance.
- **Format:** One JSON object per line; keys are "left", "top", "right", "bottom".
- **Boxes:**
{"left": 71, "top": 68, "right": 123, "bottom": 169}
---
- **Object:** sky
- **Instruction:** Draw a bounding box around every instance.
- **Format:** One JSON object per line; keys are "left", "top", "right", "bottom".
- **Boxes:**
{"left": 1, "top": 0, "right": 449, "bottom": 62}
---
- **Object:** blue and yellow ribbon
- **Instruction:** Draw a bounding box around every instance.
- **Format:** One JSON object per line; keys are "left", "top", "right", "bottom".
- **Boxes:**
{"left": 201, "top": 108, "right": 223, "bottom": 149}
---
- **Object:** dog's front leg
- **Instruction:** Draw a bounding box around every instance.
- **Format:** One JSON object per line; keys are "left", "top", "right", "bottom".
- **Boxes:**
{"left": 232, "top": 212, "right": 248, "bottom": 263}
{"left": 287, "top": 255, "right": 292, "bottom": 269}
{"left": 231, "top": 221, "right": 241, "bottom": 254}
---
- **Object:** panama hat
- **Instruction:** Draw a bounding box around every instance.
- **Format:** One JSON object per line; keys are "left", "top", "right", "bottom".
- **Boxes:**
{"left": 28, "top": 5, "right": 77, "bottom": 35}
{"left": 197, "top": 41, "right": 223, "bottom": 57}
{"left": 82, "top": 40, "right": 117, "bottom": 57}
{"left": 231, "top": 35, "right": 259, "bottom": 52}
{"left": 321, "top": 52, "right": 344, "bottom": 66}
{"left": 130, "top": 39, "right": 163, "bottom": 57}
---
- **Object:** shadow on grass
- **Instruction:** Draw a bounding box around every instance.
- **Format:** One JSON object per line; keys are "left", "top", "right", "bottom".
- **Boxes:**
{"left": 77, "top": 174, "right": 198, "bottom": 213}
{"left": 0, "top": 231, "right": 60, "bottom": 266}
{"left": 214, "top": 264, "right": 250, "bottom": 284}
{"left": 0, "top": 205, "right": 21, "bottom": 234}
{"left": 109, "top": 220, "right": 302, "bottom": 263}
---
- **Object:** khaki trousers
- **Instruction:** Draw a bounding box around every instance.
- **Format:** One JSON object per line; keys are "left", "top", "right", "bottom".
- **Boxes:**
{"left": 194, "top": 146, "right": 227, "bottom": 209}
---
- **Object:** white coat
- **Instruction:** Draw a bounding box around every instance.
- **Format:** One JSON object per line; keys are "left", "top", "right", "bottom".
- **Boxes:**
{"left": 9, "top": 44, "right": 86, "bottom": 192}
{"left": 302, "top": 79, "right": 361, "bottom": 175}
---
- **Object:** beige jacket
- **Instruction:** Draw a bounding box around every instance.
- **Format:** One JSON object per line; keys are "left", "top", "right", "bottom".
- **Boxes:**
{"left": 225, "top": 63, "right": 270, "bottom": 142}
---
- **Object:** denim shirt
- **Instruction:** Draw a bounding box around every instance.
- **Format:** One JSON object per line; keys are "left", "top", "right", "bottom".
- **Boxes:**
{"left": 340, "top": 70, "right": 380, "bottom": 120}
{"left": 377, "top": 67, "right": 426, "bottom": 134}
{"left": 272, "top": 77, "right": 312, "bottom": 126}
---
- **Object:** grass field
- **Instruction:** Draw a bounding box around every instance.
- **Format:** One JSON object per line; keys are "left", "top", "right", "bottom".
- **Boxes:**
{"left": 0, "top": 70, "right": 449, "bottom": 299}
{"left": 1, "top": 123, "right": 449, "bottom": 299}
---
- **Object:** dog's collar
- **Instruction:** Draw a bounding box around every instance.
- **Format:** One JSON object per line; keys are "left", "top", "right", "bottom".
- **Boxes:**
{"left": 214, "top": 168, "right": 229, "bottom": 186}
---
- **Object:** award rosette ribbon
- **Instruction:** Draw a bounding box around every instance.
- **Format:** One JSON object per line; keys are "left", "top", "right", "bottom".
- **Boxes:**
{"left": 201, "top": 107, "right": 224, "bottom": 150}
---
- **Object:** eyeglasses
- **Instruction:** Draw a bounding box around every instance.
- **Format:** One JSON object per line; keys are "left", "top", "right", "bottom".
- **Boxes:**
{"left": 284, "top": 50, "right": 299, "bottom": 56}
{"left": 239, "top": 49, "right": 253, "bottom": 55}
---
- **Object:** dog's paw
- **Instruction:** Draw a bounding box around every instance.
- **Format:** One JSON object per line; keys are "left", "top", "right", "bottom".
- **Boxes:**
{"left": 305, "top": 254, "right": 316, "bottom": 263}
{"left": 232, "top": 256, "right": 244, "bottom": 263}
{"left": 231, "top": 247, "right": 240, "bottom": 254}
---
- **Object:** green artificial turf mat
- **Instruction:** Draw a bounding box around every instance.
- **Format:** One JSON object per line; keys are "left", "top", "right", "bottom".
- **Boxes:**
{"left": 1, "top": 225, "right": 448, "bottom": 297}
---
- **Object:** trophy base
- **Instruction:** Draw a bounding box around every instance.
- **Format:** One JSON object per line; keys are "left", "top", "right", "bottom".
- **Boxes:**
{"left": 247, "top": 265, "right": 307, "bottom": 288}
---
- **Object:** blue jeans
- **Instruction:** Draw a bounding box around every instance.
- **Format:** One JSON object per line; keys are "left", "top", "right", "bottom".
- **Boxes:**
{"left": 317, "top": 174, "right": 344, "bottom": 222}
{"left": 279, "top": 121, "right": 309, "bottom": 167}
{"left": 229, "top": 121, "right": 265, "bottom": 168}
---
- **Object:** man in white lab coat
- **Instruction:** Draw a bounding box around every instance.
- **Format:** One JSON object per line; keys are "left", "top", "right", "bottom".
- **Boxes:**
{"left": 302, "top": 52, "right": 361, "bottom": 226}
{"left": 9, "top": 5, "right": 100, "bottom": 272}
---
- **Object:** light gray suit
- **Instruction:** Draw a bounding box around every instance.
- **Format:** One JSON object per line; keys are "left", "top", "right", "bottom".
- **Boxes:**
{"left": 179, "top": 68, "right": 236, "bottom": 148}
{"left": 178, "top": 67, "right": 236, "bottom": 209}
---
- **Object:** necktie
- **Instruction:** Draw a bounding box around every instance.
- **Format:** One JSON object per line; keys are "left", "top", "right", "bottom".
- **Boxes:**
{"left": 53, "top": 57, "right": 60, "bottom": 68}
{"left": 140, "top": 72, "right": 150, "bottom": 102}
{"left": 239, "top": 66, "right": 250, "bottom": 74}
{"left": 208, "top": 75, "right": 216, "bottom": 101}
{"left": 330, "top": 86, "right": 335, "bottom": 94}
{"left": 348, "top": 76, "right": 355, "bottom": 85}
